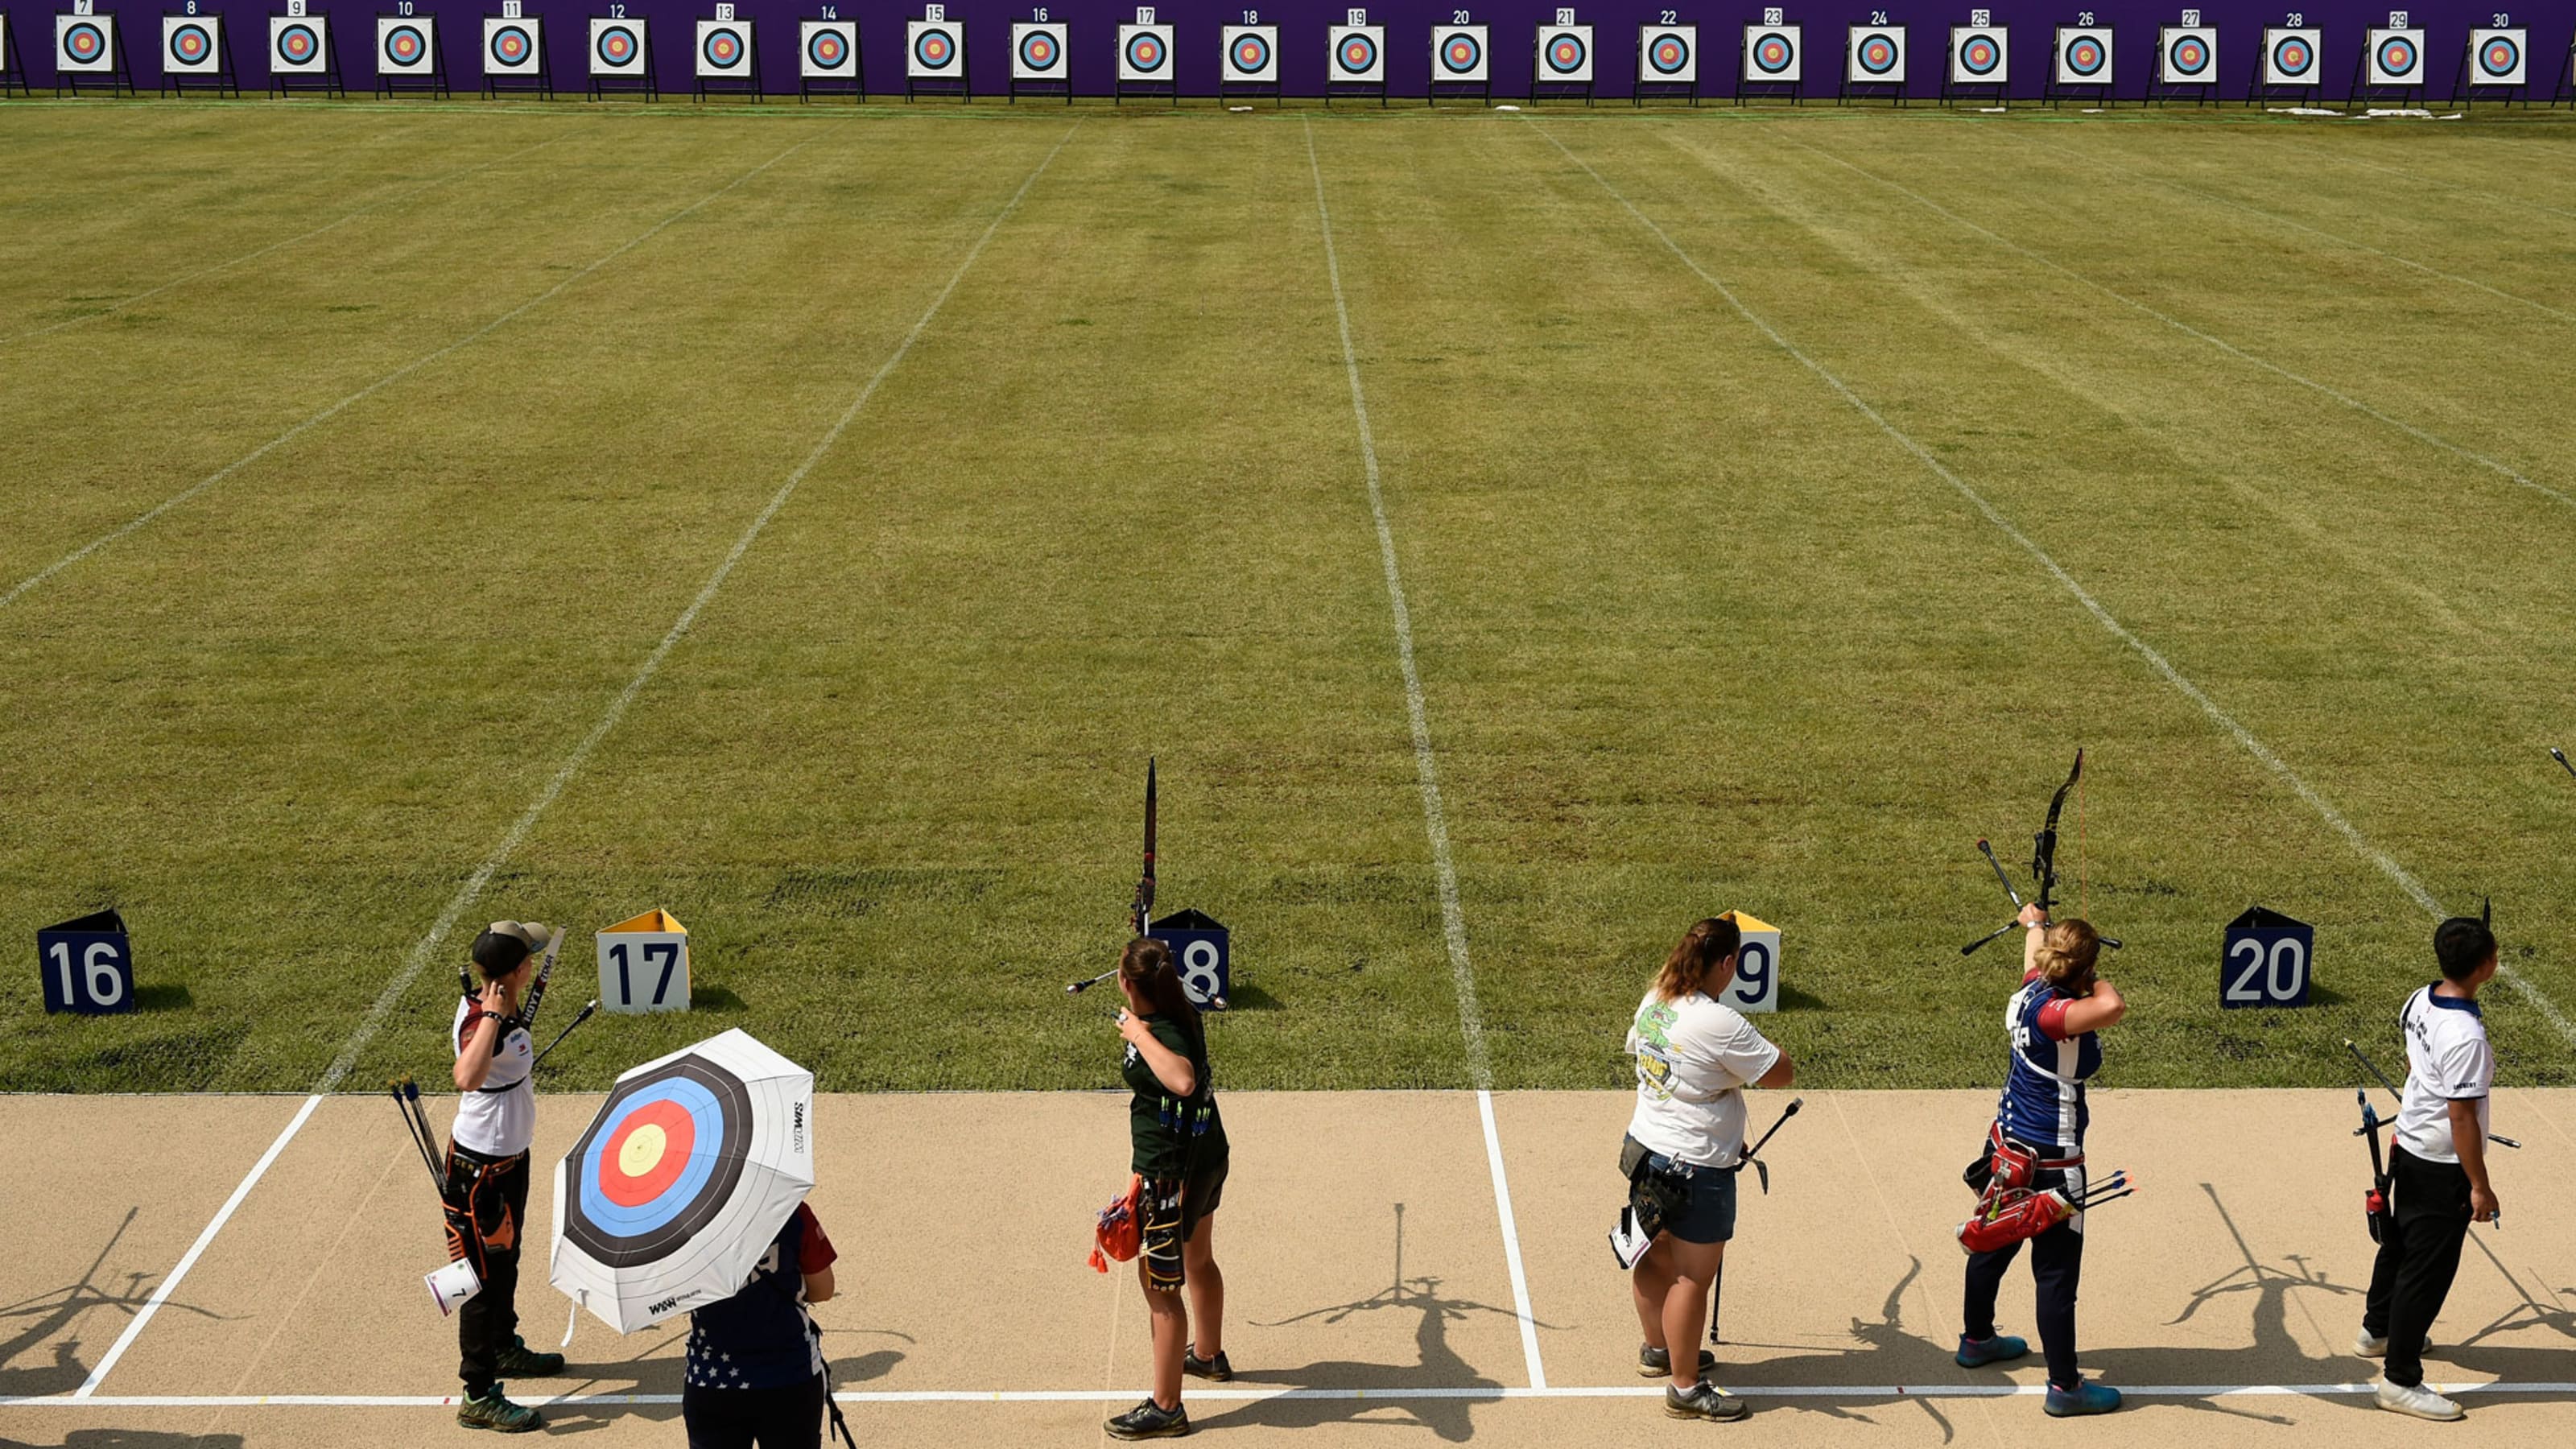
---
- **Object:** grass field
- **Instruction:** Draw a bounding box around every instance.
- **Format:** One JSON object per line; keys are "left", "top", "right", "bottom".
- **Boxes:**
{"left": 3, "top": 100, "right": 2574, "bottom": 1096}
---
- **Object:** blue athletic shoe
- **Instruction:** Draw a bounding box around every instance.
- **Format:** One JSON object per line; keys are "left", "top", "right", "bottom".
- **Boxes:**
{"left": 1955, "top": 1334, "right": 2029, "bottom": 1368}
{"left": 2044, "top": 1381, "right": 2123, "bottom": 1417}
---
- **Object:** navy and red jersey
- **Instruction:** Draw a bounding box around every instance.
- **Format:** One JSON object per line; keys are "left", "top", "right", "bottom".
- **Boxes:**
{"left": 686, "top": 1203, "right": 838, "bottom": 1390}
{"left": 1994, "top": 968, "right": 2100, "bottom": 1151}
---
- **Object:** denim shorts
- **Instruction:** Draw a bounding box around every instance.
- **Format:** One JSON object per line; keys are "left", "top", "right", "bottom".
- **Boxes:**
{"left": 1645, "top": 1151, "right": 1738, "bottom": 1245}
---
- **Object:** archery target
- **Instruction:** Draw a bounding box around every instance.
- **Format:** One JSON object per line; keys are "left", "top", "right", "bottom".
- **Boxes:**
{"left": 1432, "top": 24, "right": 1486, "bottom": 82}
{"left": 799, "top": 19, "right": 854, "bottom": 78}
{"left": 1117, "top": 22, "right": 1172, "bottom": 82}
{"left": 1640, "top": 24, "right": 1695, "bottom": 84}
{"left": 270, "top": 15, "right": 328, "bottom": 73}
{"left": 1329, "top": 24, "right": 1382, "bottom": 83}
{"left": 1221, "top": 23, "right": 1277, "bottom": 81}
{"left": 696, "top": 19, "right": 750, "bottom": 80}
{"left": 2367, "top": 27, "right": 2424, "bottom": 86}
{"left": 563, "top": 1057, "right": 753, "bottom": 1270}
{"left": 2468, "top": 27, "right": 2526, "bottom": 86}
{"left": 1744, "top": 24, "right": 1800, "bottom": 83}
{"left": 163, "top": 15, "right": 222, "bottom": 74}
{"left": 906, "top": 19, "right": 961, "bottom": 78}
{"left": 1010, "top": 21, "right": 1065, "bottom": 80}
{"left": 2158, "top": 25, "right": 2215, "bottom": 84}
{"left": 2054, "top": 26, "right": 2110, "bottom": 86}
{"left": 378, "top": 16, "right": 435, "bottom": 76}
{"left": 589, "top": 18, "right": 646, "bottom": 76}
{"left": 1846, "top": 25, "right": 1902, "bottom": 85}
{"left": 1949, "top": 25, "right": 2006, "bottom": 86}
{"left": 485, "top": 16, "right": 542, "bottom": 76}
{"left": 1538, "top": 23, "right": 1591, "bottom": 83}
{"left": 56, "top": 13, "right": 115, "bottom": 72}
{"left": 2258, "top": 27, "right": 2318, "bottom": 85}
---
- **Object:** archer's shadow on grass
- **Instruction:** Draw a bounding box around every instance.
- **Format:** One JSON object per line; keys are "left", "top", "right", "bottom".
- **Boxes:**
{"left": 0, "top": 1208, "right": 225, "bottom": 1400}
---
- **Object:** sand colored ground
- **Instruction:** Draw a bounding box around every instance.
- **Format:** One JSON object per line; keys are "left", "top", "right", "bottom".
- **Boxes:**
{"left": 3, "top": 1089, "right": 2572, "bottom": 1447}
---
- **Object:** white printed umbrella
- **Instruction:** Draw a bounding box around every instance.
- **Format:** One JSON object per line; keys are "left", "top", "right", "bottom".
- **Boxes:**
{"left": 551, "top": 1029, "right": 814, "bottom": 1334}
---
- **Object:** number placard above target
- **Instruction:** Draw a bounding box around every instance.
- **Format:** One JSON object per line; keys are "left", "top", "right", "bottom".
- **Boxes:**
{"left": 799, "top": 19, "right": 855, "bottom": 77}
{"left": 57, "top": 12, "right": 118, "bottom": 72}
{"left": 1431, "top": 23, "right": 1487, "bottom": 81}
{"left": 270, "top": 14, "right": 329, "bottom": 73}
{"left": 2260, "top": 26, "right": 2321, "bottom": 85}
{"left": 1221, "top": 23, "right": 1278, "bottom": 81}
{"left": 599, "top": 908, "right": 691, "bottom": 1014}
{"left": 1847, "top": 24, "right": 1904, "bottom": 84}
{"left": 2158, "top": 24, "right": 2216, "bottom": 84}
{"left": 906, "top": 17, "right": 963, "bottom": 76}
{"left": 2468, "top": 27, "right": 2526, "bottom": 86}
{"left": 1640, "top": 23, "right": 1696, "bottom": 84}
{"left": 2366, "top": 26, "right": 2424, "bottom": 85}
{"left": 378, "top": 16, "right": 436, "bottom": 76}
{"left": 1538, "top": 23, "right": 1592, "bottom": 82}
{"left": 1117, "top": 21, "right": 1173, "bottom": 80}
{"left": 1716, "top": 909, "right": 1780, "bottom": 1015}
{"left": 163, "top": 15, "right": 224, "bottom": 74}
{"left": 1744, "top": 23, "right": 1800, "bottom": 82}
{"left": 1949, "top": 24, "right": 2007, "bottom": 85}
{"left": 485, "top": 15, "right": 543, "bottom": 75}
{"left": 696, "top": 18, "right": 750, "bottom": 79}
{"left": 2222, "top": 906, "right": 2313, "bottom": 1010}
{"left": 1010, "top": 21, "right": 1065, "bottom": 78}
{"left": 589, "top": 17, "right": 646, "bottom": 76}
{"left": 1329, "top": 23, "right": 1383, "bottom": 82}
{"left": 2054, "top": 25, "right": 2111, "bottom": 86}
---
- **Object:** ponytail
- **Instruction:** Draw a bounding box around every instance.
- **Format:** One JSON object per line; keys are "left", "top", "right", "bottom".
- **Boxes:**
{"left": 1118, "top": 936, "right": 1205, "bottom": 1067}
{"left": 1653, "top": 918, "right": 1741, "bottom": 1003}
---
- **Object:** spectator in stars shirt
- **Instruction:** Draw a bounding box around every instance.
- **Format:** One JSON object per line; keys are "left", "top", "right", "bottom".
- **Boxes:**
{"left": 683, "top": 1202, "right": 840, "bottom": 1449}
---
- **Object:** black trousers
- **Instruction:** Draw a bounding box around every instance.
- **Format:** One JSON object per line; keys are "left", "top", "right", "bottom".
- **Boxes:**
{"left": 683, "top": 1373, "right": 828, "bottom": 1449}
{"left": 1962, "top": 1165, "right": 2086, "bottom": 1389}
{"left": 2363, "top": 1146, "right": 2473, "bottom": 1389}
{"left": 443, "top": 1141, "right": 530, "bottom": 1396}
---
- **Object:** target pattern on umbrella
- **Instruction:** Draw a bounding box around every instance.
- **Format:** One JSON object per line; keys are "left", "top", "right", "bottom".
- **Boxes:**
{"left": 1642, "top": 26, "right": 1695, "bottom": 81}
{"left": 1438, "top": 28, "right": 1484, "bottom": 76}
{"left": 2368, "top": 29, "right": 2421, "bottom": 85}
{"left": 564, "top": 1058, "right": 752, "bottom": 1269}
{"left": 1951, "top": 27, "right": 2005, "bottom": 84}
{"left": 1224, "top": 26, "right": 1275, "bottom": 80}
{"left": 1331, "top": 27, "right": 1381, "bottom": 80}
{"left": 1123, "top": 28, "right": 1167, "bottom": 75}
{"left": 592, "top": 19, "right": 646, "bottom": 75}
{"left": 1847, "top": 26, "right": 1902, "bottom": 82}
{"left": 485, "top": 18, "right": 541, "bottom": 74}
{"left": 2161, "top": 27, "right": 2215, "bottom": 80}
{"left": 1542, "top": 27, "right": 1590, "bottom": 80}
{"left": 2265, "top": 28, "right": 2316, "bottom": 82}
{"left": 909, "top": 22, "right": 960, "bottom": 76}
{"left": 2056, "top": 27, "right": 2110, "bottom": 84}
{"left": 2470, "top": 28, "right": 2525, "bottom": 85}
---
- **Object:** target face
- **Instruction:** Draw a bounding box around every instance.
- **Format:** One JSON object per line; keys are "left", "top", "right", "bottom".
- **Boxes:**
{"left": 1951, "top": 27, "right": 2005, "bottom": 84}
{"left": 1224, "top": 26, "right": 1276, "bottom": 80}
{"left": 1331, "top": 26, "right": 1381, "bottom": 80}
{"left": 2056, "top": 27, "right": 2110, "bottom": 84}
{"left": 907, "top": 20, "right": 960, "bottom": 77}
{"left": 485, "top": 18, "right": 542, "bottom": 75}
{"left": 1119, "top": 24, "right": 1170, "bottom": 79}
{"left": 1745, "top": 25, "right": 1800, "bottom": 82}
{"left": 379, "top": 19, "right": 434, "bottom": 75}
{"left": 1011, "top": 22, "right": 1063, "bottom": 79}
{"left": 2470, "top": 28, "right": 2526, "bottom": 85}
{"left": 1542, "top": 27, "right": 1591, "bottom": 80}
{"left": 61, "top": 19, "right": 109, "bottom": 68}
{"left": 1642, "top": 26, "right": 1695, "bottom": 82}
{"left": 563, "top": 1057, "right": 752, "bottom": 1269}
{"left": 1847, "top": 26, "right": 1902, "bottom": 83}
{"left": 591, "top": 19, "right": 646, "bottom": 76}
{"left": 696, "top": 20, "right": 749, "bottom": 78}
{"left": 1437, "top": 27, "right": 1484, "bottom": 78}
{"left": 2368, "top": 29, "right": 2422, "bottom": 85}
{"left": 164, "top": 17, "right": 219, "bottom": 72}
{"left": 2160, "top": 27, "right": 2214, "bottom": 81}
{"left": 271, "top": 17, "right": 328, "bottom": 72}
{"left": 799, "top": 19, "right": 854, "bottom": 76}
{"left": 171, "top": 23, "right": 211, "bottom": 64}
{"left": 2264, "top": 27, "right": 2317, "bottom": 84}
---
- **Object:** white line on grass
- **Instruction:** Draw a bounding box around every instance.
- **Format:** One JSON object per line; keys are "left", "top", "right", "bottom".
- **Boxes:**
{"left": 0, "top": 140, "right": 807, "bottom": 617}
{"left": 72, "top": 1094, "right": 321, "bottom": 1397}
{"left": 1764, "top": 132, "right": 2575, "bottom": 515}
{"left": 312, "top": 125, "right": 1080, "bottom": 1095}
{"left": 0, "top": 135, "right": 568, "bottom": 348}
{"left": 1305, "top": 116, "right": 1544, "bottom": 1393}
{"left": 1534, "top": 121, "right": 2576, "bottom": 1051}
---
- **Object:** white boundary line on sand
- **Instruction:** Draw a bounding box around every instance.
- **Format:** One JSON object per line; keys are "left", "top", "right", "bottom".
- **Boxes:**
{"left": 1304, "top": 114, "right": 1546, "bottom": 1393}
{"left": 0, "top": 140, "right": 807, "bottom": 617}
{"left": 1764, "top": 132, "right": 2576, "bottom": 516}
{"left": 70, "top": 1094, "right": 323, "bottom": 1397}
{"left": 1534, "top": 120, "right": 2576, "bottom": 1052}
{"left": 311, "top": 123, "right": 1081, "bottom": 1096}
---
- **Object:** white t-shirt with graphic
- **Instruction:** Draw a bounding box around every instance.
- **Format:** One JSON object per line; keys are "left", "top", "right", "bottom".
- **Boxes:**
{"left": 2392, "top": 985, "right": 2493, "bottom": 1165}
{"left": 1625, "top": 987, "right": 1781, "bottom": 1169}
{"left": 451, "top": 997, "right": 536, "bottom": 1157}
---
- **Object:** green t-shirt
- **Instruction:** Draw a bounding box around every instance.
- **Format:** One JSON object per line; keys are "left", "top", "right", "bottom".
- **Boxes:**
{"left": 1123, "top": 1015, "right": 1225, "bottom": 1179}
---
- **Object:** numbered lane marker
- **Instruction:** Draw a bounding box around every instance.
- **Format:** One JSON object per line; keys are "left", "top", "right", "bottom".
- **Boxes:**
{"left": 39, "top": 909, "right": 135, "bottom": 1016}
{"left": 598, "top": 909, "right": 691, "bottom": 1014}
{"left": 1146, "top": 908, "right": 1231, "bottom": 1009}
{"left": 1716, "top": 910, "right": 1781, "bottom": 1015}
{"left": 2222, "top": 906, "right": 2314, "bottom": 1010}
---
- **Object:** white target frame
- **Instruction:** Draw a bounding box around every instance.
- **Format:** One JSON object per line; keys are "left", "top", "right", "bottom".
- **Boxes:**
{"left": 905, "top": 16, "right": 964, "bottom": 80}
{"left": 377, "top": 15, "right": 438, "bottom": 77}
{"left": 1430, "top": 23, "right": 1488, "bottom": 84}
{"left": 588, "top": 16, "right": 647, "bottom": 77}
{"left": 1845, "top": 24, "right": 1904, "bottom": 90}
{"left": 1947, "top": 24, "right": 2008, "bottom": 89}
{"left": 2155, "top": 24, "right": 2218, "bottom": 98}
{"left": 2260, "top": 26, "right": 2322, "bottom": 89}
{"left": 1116, "top": 21, "right": 1174, "bottom": 83}
{"left": 1220, "top": 23, "right": 1278, "bottom": 84}
{"left": 1742, "top": 23, "right": 1801, "bottom": 86}
{"left": 2364, "top": 26, "right": 2425, "bottom": 87}
{"left": 485, "top": 16, "right": 543, "bottom": 76}
{"left": 2465, "top": 27, "right": 2527, "bottom": 89}
{"left": 56, "top": 12, "right": 118, "bottom": 73}
{"left": 269, "top": 13, "right": 331, "bottom": 73}
{"left": 1637, "top": 23, "right": 1698, "bottom": 89}
{"left": 1009, "top": 20, "right": 1065, "bottom": 80}
{"left": 162, "top": 14, "right": 225, "bottom": 74}
{"left": 694, "top": 17, "right": 752, "bottom": 81}
{"left": 799, "top": 18, "right": 857, "bottom": 78}
{"left": 1537, "top": 23, "right": 1593, "bottom": 87}
{"left": 2050, "top": 25, "right": 2112, "bottom": 93}
{"left": 1327, "top": 23, "right": 1385, "bottom": 85}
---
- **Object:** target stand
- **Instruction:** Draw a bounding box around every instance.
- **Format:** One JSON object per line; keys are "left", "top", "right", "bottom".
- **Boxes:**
{"left": 376, "top": 14, "right": 451, "bottom": 99}
{"left": 1736, "top": 24, "right": 1802, "bottom": 105}
{"left": 2348, "top": 27, "right": 2425, "bottom": 109}
{"left": 270, "top": 13, "right": 346, "bottom": 97}
{"left": 2246, "top": 26, "right": 2324, "bottom": 108}
{"left": 2046, "top": 27, "right": 2112, "bottom": 108}
{"left": 484, "top": 13, "right": 553, "bottom": 99}
{"left": 2, "top": 15, "right": 26, "bottom": 97}
{"left": 1428, "top": 25, "right": 1489, "bottom": 107}
{"left": 1325, "top": 23, "right": 1386, "bottom": 107}
{"left": 693, "top": 15, "right": 758, "bottom": 102}
{"left": 1840, "top": 26, "right": 1906, "bottom": 107}
{"left": 588, "top": 15, "right": 657, "bottom": 101}
{"left": 2152, "top": 25, "right": 2219, "bottom": 105}
{"left": 2454, "top": 29, "right": 2528, "bottom": 109}
{"left": 1634, "top": 25, "right": 1699, "bottom": 106}
{"left": 1114, "top": 21, "right": 1176, "bottom": 106}
{"left": 57, "top": 12, "right": 138, "bottom": 96}
{"left": 799, "top": 19, "right": 862, "bottom": 101}
{"left": 1219, "top": 24, "right": 1279, "bottom": 105}
{"left": 2559, "top": 36, "right": 2576, "bottom": 107}
{"left": 1532, "top": 24, "right": 1594, "bottom": 105}
{"left": 1942, "top": 26, "right": 2008, "bottom": 108}
{"left": 162, "top": 14, "right": 243, "bottom": 97}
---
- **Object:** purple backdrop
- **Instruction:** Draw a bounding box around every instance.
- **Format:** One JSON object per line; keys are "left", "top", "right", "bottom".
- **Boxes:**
{"left": 10, "top": 2, "right": 2570, "bottom": 101}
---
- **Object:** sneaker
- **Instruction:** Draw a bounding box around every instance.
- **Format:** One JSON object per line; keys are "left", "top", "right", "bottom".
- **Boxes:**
{"left": 456, "top": 1382, "right": 544, "bottom": 1434}
{"left": 493, "top": 1336, "right": 565, "bottom": 1378}
{"left": 2374, "top": 1377, "right": 2464, "bottom": 1422}
{"left": 1105, "top": 1397, "right": 1191, "bottom": 1439}
{"left": 1638, "top": 1343, "right": 1719, "bottom": 1379}
{"left": 1663, "top": 1381, "right": 1750, "bottom": 1422}
{"left": 2354, "top": 1329, "right": 2434, "bottom": 1359}
{"left": 1955, "top": 1334, "right": 2029, "bottom": 1368}
{"left": 2042, "top": 1380, "right": 2123, "bottom": 1418}
{"left": 1183, "top": 1344, "right": 1233, "bottom": 1381}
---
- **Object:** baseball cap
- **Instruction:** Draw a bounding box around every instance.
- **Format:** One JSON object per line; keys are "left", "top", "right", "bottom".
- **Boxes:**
{"left": 471, "top": 921, "right": 554, "bottom": 976}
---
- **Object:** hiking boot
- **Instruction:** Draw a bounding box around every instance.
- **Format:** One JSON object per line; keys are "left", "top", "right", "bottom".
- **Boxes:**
{"left": 2042, "top": 1380, "right": 2123, "bottom": 1418}
{"left": 1955, "top": 1334, "right": 2029, "bottom": 1369}
{"left": 1663, "top": 1381, "right": 1750, "bottom": 1422}
{"left": 1638, "top": 1343, "right": 1719, "bottom": 1379}
{"left": 2354, "top": 1329, "right": 2434, "bottom": 1359}
{"left": 1104, "top": 1397, "right": 1191, "bottom": 1439}
{"left": 493, "top": 1336, "right": 564, "bottom": 1377}
{"left": 1182, "top": 1344, "right": 1233, "bottom": 1381}
{"left": 456, "top": 1382, "right": 544, "bottom": 1433}
{"left": 2374, "top": 1377, "right": 2464, "bottom": 1422}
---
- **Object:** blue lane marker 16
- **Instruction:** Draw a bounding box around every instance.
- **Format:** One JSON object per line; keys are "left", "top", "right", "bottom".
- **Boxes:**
{"left": 39, "top": 909, "right": 134, "bottom": 1014}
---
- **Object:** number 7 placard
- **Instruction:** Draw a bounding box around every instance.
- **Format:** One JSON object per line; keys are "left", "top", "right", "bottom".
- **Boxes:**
{"left": 599, "top": 908, "right": 691, "bottom": 1013}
